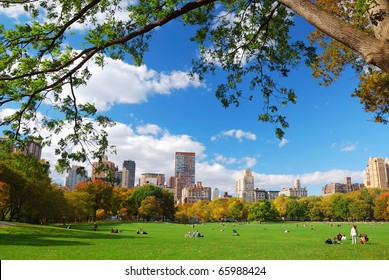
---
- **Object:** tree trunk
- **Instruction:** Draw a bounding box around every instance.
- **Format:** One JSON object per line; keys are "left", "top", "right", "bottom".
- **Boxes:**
{"left": 369, "top": 0, "right": 389, "bottom": 42}
{"left": 279, "top": 0, "right": 389, "bottom": 74}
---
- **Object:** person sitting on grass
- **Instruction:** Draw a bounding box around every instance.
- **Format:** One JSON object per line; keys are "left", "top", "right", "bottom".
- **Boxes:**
{"left": 359, "top": 234, "right": 369, "bottom": 244}
{"left": 337, "top": 232, "right": 342, "bottom": 241}
{"left": 233, "top": 229, "right": 240, "bottom": 236}
{"left": 192, "top": 230, "right": 203, "bottom": 237}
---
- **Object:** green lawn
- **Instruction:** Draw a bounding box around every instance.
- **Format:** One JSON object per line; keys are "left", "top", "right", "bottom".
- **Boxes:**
{"left": 0, "top": 221, "right": 388, "bottom": 260}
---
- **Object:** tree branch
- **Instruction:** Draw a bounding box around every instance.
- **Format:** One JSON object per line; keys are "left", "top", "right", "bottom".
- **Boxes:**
{"left": 279, "top": 0, "right": 389, "bottom": 74}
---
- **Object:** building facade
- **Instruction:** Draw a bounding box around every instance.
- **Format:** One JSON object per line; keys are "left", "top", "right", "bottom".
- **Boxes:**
{"left": 279, "top": 179, "right": 308, "bottom": 198}
{"left": 181, "top": 181, "right": 211, "bottom": 204}
{"left": 139, "top": 173, "right": 165, "bottom": 187}
{"left": 174, "top": 152, "right": 195, "bottom": 203}
{"left": 0, "top": 136, "right": 42, "bottom": 160}
{"left": 364, "top": 157, "right": 389, "bottom": 189}
{"left": 236, "top": 170, "right": 254, "bottom": 202}
{"left": 91, "top": 155, "right": 116, "bottom": 182}
{"left": 122, "top": 160, "right": 136, "bottom": 188}
{"left": 65, "top": 165, "right": 88, "bottom": 190}
{"left": 253, "top": 188, "right": 280, "bottom": 200}
{"left": 322, "top": 177, "right": 363, "bottom": 196}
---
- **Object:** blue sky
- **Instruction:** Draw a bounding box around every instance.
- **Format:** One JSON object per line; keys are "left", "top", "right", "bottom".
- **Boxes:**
{"left": 1, "top": 2, "right": 388, "bottom": 196}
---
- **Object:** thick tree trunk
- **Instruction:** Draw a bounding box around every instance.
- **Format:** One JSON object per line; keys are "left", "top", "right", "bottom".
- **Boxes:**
{"left": 279, "top": 0, "right": 389, "bottom": 74}
{"left": 369, "top": 0, "right": 389, "bottom": 42}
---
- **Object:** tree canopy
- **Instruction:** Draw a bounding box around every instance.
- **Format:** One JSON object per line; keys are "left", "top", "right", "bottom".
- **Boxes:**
{"left": 0, "top": 0, "right": 388, "bottom": 169}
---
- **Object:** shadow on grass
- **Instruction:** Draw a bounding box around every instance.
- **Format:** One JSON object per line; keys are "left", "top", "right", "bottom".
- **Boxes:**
{"left": 0, "top": 225, "right": 139, "bottom": 247}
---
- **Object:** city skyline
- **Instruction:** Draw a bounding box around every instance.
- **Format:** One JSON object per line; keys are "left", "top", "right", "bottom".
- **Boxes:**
{"left": 61, "top": 153, "right": 385, "bottom": 198}
{"left": 1, "top": 6, "right": 388, "bottom": 197}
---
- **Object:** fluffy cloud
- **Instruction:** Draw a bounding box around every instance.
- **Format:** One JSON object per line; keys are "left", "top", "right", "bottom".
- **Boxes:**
{"left": 211, "top": 129, "right": 257, "bottom": 142}
{"left": 212, "top": 154, "right": 257, "bottom": 169}
{"left": 72, "top": 59, "right": 202, "bottom": 111}
{"left": 254, "top": 169, "right": 364, "bottom": 193}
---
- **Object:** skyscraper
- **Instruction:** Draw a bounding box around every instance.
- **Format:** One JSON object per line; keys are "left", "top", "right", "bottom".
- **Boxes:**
{"left": 174, "top": 152, "right": 195, "bottom": 203}
{"left": 364, "top": 157, "right": 389, "bottom": 189}
{"left": 65, "top": 165, "right": 88, "bottom": 190}
{"left": 91, "top": 155, "right": 116, "bottom": 181}
{"left": 236, "top": 170, "right": 254, "bottom": 202}
{"left": 122, "top": 160, "right": 136, "bottom": 188}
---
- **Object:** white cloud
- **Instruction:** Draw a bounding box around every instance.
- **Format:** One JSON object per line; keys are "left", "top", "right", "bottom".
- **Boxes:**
{"left": 0, "top": 108, "right": 17, "bottom": 119}
{"left": 211, "top": 129, "right": 256, "bottom": 142}
{"left": 136, "top": 124, "right": 163, "bottom": 136}
{"left": 212, "top": 154, "right": 256, "bottom": 169}
{"left": 279, "top": 138, "right": 289, "bottom": 148}
{"left": 0, "top": 4, "right": 30, "bottom": 19}
{"left": 69, "top": 59, "right": 202, "bottom": 111}
{"left": 213, "top": 154, "right": 238, "bottom": 165}
{"left": 341, "top": 144, "right": 357, "bottom": 152}
{"left": 331, "top": 142, "right": 358, "bottom": 152}
{"left": 254, "top": 169, "right": 364, "bottom": 190}
{"left": 243, "top": 157, "right": 257, "bottom": 169}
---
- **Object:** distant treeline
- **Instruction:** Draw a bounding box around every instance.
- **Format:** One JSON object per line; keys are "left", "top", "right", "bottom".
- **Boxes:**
{"left": 1, "top": 152, "right": 389, "bottom": 224}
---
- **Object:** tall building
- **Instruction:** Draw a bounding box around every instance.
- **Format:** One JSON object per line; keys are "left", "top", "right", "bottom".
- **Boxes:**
{"left": 65, "top": 165, "right": 88, "bottom": 190}
{"left": 122, "top": 160, "right": 136, "bottom": 188}
{"left": 236, "top": 170, "right": 254, "bottom": 202}
{"left": 139, "top": 173, "right": 165, "bottom": 187}
{"left": 181, "top": 181, "right": 211, "bottom": 204}
{"left": 0, "top": 136, "right": 42, "bottom": 160}
{"left": 174, "top": 152, "right": 195, "bottom": 203}
{"left": 364, "top": 157, "right": 389, "bottom": 189}
{"left": 279, "top": 179, "right": 308, "bottom": 197}
{"left": 212, "top": 188, "right": 220, "bottom": 201}
{"left": 91, "top": 155, "right": 116, "bottom": 181}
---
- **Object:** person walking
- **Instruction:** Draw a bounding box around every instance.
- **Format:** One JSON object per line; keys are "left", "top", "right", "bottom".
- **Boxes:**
{"left": 350, "top": 225, "right": 358, "bottom": 244}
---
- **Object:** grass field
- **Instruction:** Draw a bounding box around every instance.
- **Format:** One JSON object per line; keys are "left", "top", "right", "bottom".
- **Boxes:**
{"left": 0, "top": 221, "right": 388, "bottom": 260}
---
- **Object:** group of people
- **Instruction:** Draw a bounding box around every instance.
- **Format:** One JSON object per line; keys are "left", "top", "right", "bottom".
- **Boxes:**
{"left": 185, "top": 230, "right": 204, "bottom": 237}
{"left": 351, "top": 225, "right": 369, "bottom": 244}
{"left": 326, "top": 225, "right": 369, "bottom": 245}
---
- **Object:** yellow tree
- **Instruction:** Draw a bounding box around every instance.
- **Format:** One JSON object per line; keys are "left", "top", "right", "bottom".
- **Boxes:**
{"left": 75, "top": 180, "right": 113, "bottom": 221}
{"left": 138, "top": 196, "right": 162, "bottom": 221}
{"left": 273, "top": 196, "right": 289, "bottom": 218}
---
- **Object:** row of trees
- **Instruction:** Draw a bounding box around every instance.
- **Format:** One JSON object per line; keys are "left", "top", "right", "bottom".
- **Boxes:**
{"left": 175, "top": 188, "right": 389, "bottom": 222}
{"left": 0, "top": 149, "right": 174, "bottom": 224}
{"left": 1, "top": 152, "right": 389, "bottom": 224}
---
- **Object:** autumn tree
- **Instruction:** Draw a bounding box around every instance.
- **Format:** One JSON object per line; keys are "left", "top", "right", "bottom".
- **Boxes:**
{"left": 75, "top": 179, "right": 113, "bottom": 221}
{"left": 227, "top": 198, "right": 248, "bottom": 221}
{"left": 273, "top": 196, "right": 289, "bottom": 218}
{"left": 374, "top": 191, "right": 389, "bottom": 220}
{"left": 111, "top": 187, "right": 136, "bottom": 219}
{"left": 1, "top": 0, "right": 388, "bottom": 168}
{"left": 63, "top": 190, "right": 94, "bottom": 222}
{"left": 132, "top": 184, "right": 174, "bottom": 220}
{"left": 138, "top": 195, "right": 163, "bottom": 221}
